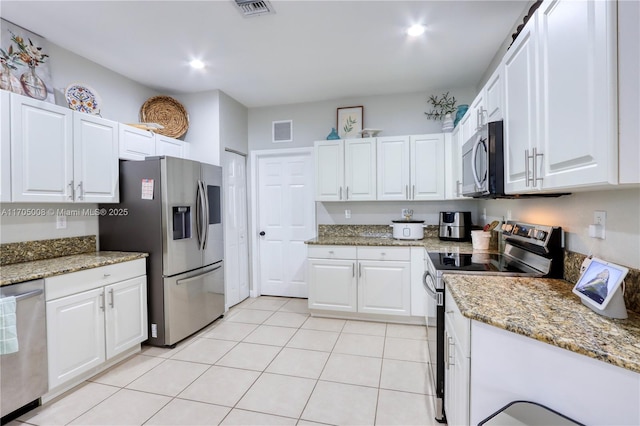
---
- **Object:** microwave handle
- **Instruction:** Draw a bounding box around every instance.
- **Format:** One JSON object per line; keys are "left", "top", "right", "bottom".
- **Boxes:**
{"left": 471, "top": 136, "right": 484, "bottom": 190}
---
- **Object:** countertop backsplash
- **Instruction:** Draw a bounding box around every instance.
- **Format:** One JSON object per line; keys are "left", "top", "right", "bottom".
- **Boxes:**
{"left": 0, "top": 235, "right": 97, "bottom": 266}
{"left": 318, "top": 224, "right": 439, "bottom": 239}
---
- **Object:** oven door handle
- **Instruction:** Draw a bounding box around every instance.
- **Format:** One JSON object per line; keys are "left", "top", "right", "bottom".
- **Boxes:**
{"left": 422, "top": 270, "right": 443, "bottom": 306}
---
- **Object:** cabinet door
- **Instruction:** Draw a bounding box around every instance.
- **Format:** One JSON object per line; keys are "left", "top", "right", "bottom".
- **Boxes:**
{"left": 314, "top": 140, "right": 344, "bottom": 201}
{"left": 503, "top": 15, "right": 539, "bottom": 194}
{"left": 376, "top": 136, "right": 410, "bottom": 200}
{"left": 410, "top": 134, "right": 445, "bottom": 200}
{"left": 11, "top": 93, "right": 73, "bottom": 202}
{"left": 118, "top": 123, "right": 155, "bottom": 161}
{"left": 444, "top": 130, "right": 463, "bottom": 200}
{"left": 344, "top": 138, "right": 376, "bottom": 201}
{"left": 459, "top": 111, "right": 474, "bottom": 146}
{"left": 537, "top": 0, "right": 617, "bottom": 189}
{"left": 308, "top": 258, "right": 357, "bottom": 312}
{"left": 155, "top": 134, "right": 185, "bottom": 158}
{"left": 358, "top": 260, "right": 410, "bottom": 316}
{"left": 46, "top": 287, "right": 105, "bottom": 390}
{"left": 1, "top": 90, "right": 10, "bottom": 202}
{"left": 485, "top": 64, "right": 504, "bottom": 123}
{"left": 105, "top": 276, "right": 148, "bottom": 359}
{"left": 470, "top": 91, "right": 486, "bottom": 131}
{"left": 74, "top": 113, "right": 119, "bottom": 203}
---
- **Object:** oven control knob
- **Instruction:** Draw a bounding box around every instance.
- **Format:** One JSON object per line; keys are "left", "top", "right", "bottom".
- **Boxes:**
{"left": 536, "top": 230, "right": 548, "bottom": 240}
{"left": 528, "top": 229, "right": 536, "bottom": 237}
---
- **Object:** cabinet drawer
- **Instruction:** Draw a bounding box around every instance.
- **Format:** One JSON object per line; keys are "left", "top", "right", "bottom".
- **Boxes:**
{"left": 357, "top": 246, "right": 411, "bottom": 261}
{"left": 307, "top": 245, "right": 357, "bottom": 259}
{"left": 45, "top": 258, "right": 146, "bottom": 301}
{"left": 445, "top": 289, "right": 470, "bottom": 356}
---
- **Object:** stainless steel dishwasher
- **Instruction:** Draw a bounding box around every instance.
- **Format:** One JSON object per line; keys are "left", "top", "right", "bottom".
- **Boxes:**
{"left": 1, "top": 279, "right": 48, "bottom": 422}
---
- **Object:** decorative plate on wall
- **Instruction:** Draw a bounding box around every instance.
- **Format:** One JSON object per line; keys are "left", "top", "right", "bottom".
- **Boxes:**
{"left": 65, "top": 83, "right": 101, "bottom": 115}
{"left": 140, "top": 96, "right": 189, "bottom": 139}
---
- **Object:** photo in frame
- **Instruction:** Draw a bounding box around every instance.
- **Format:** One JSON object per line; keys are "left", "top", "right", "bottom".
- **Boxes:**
{"left": 337, "top": 106, "right": 363, "bottom": 139}
{"left": 1, "top": 18, "right": 54, "bottom": 103}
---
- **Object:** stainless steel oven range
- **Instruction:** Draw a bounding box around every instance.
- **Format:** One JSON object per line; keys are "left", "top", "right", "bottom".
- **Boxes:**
{"left": 422, "top": 220, "right": 565, "bottom": 423}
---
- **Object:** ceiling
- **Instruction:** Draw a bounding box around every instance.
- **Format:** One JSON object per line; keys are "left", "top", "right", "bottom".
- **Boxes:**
{"left": 1, "top": 0, "right": 529, "bottom": 108}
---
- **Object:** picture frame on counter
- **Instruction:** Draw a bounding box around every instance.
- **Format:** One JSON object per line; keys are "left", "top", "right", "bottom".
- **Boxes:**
{"left": 337, "top": 105, "right": 363, "bottom": 139}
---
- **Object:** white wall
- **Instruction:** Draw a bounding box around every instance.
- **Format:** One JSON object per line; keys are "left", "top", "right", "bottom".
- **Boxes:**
{"left": 479, "top": 188, "right": 640, "bottom": 269}
{"left": 175, "top": 90, "right": 221, "bottom": 166}
{"left": 317, "top": 200, "right": 480, "bottom": 227}
{"left": 248, "top": 89, "right": 477, "bottom": 151}
{"left": 219, "top": 91, "right": 249, "bottom": 156}
{"left": 0, "top": 203, "right": 99, "bottom": 244}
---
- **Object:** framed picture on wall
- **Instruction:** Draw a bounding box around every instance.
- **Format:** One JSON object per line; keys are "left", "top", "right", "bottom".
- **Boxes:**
{"left": 1, "top": 18, "right": 54, "bottom": 103}
{"left": 337, "top": 106, "right": 363, "bottom": 139}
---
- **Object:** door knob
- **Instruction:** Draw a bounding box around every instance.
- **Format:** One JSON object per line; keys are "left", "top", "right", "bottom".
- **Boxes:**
{"left": 259, "top": 231, "right": 266, "bottom": 236}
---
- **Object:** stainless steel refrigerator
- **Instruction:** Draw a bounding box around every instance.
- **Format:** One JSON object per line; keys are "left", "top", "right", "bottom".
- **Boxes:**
{"left": 100, "top": 156, "right": 224, "bottom": 347}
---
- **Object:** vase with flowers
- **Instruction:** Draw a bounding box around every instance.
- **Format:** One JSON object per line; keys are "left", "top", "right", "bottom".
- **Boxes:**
{"left": 424, "top": 92, "right": 457, "bottom": 132}
{"left": 10, "top": 30, "right": 49, "bottom": 100}
{"left": 0, "top": 43, "right": 24, "bottom": 94}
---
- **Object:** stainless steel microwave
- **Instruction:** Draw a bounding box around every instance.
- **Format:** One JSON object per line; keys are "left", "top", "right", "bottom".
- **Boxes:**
{"left": 461, "top": 120, "right": 505, "bottom": 198}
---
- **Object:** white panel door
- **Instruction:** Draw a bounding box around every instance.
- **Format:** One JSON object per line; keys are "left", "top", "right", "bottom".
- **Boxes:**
{"left": 46, "top": 288, "right": 105, "bottom": 390}
{"left": 1, "top": 90, "right": 10, "bottom": 202}
{"left": 538, "top": 0, "right": 617, "bottom": 189}
{"left": 410, "top": 134, "right": 445, "bottom": 200}
{"left": 258, "top": 152, "right": 315, "bottom": 297}
{"left": 314, "top": 140, "right": 344, "bottom": 201}
{"left": 224, "top": 151, "right": 250, "bottom": 308}
{"left": 105, "top": 276, "right": 147, "bottom": 359}
{"left": 308, "top": 259, "right": 357, "bottom": 312}
{"left": 73, "top": 113, "right": 119, "bottom": 203}
{"left": 503, "top": 15, "right": 539, "bottom": 194}
{"left": 11, "top": 94, "right": 73, "bottom": 202}
{"left": 377, "top": 136, "right": 410, "bottom": 201}
{"left": 344, "top": 138, "right": 376, "bottom": 201}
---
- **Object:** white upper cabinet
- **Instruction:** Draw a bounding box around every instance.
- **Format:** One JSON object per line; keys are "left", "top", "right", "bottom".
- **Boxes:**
{"left": 410, "top": 134, "right": 445, "bottom": 200}
{"left": 9, "top": 93, "right": 119, "bottom": 203}
{"left": 10, "top": 93, "right": 74, "bottom": 202}
{"left": 484, "top": 64, "right": 504, "bottom": 123}
{"left": 1, "top": 90, "right": 11, "bottom": 202}
{"left": 118, "top": 123, "right": 155, "bottom": 161}
{"left": 376, "top": 136, "right": 410, "bottom": 201}
{"left": 314, "top": 139, "right": 345, "bottom": 201}
{"left": 470, "top": 91, "right": 486, "bottom": 132}
{"left": 503, "top": 14, "right": 539, "bottom": 193}
{"left": 344, "top": 137, "right": 377, "bottom": 201}
{"left": 155, "top": 134, "right": 186, "bottom": 158}
{"left": 445, "top": 131, "right": 464, "bottom": 200}
{"left": 378, "top": 134, "right": 445, "bottom": 201}
{"left": 505, "top": 0, "right": 618, "bottom": 193}
{"left": 315, "top": 138, "right": 376, "bottom": 201}
{"left": 74, "top": 113, "right": 119, "bottom": 203}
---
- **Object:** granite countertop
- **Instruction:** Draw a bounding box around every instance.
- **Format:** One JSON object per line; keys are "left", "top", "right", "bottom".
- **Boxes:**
{"left": 0, "top": 251, "right": 148, "bottom": 286}
{"left": 306, "top": 236, "right": 482, "bottom": 254}
{"left": 444, "top": 274, "right": 640, "bottom": 374}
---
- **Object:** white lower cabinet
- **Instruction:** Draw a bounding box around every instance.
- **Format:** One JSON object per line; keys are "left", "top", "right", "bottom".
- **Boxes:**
{"left": 444, "top": 289, "right": 471, "bottom": 426}
{"left": 308, "top": 245, "right": 411, "bottom": 317}
{"left": 45, "top": 259, "right": 147, "bottom": 390}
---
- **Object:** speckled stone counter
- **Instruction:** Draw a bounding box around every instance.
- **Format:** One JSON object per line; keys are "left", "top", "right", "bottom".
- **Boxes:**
{"left": 444, "top": 274, "right": 640, "bottom": 374}
{"left": 306, "top": 235, "right": 485, "bottom": 254}
{"left": 0, "top": 251, "right": 148, "bottom": 286}
{"left": 0, "top": 235, "right": 97, "bottom": 266}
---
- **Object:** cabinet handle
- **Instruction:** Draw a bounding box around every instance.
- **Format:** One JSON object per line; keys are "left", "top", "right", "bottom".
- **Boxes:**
{"left": 103, "top": 273, "right": 111, "bottom": 278}
{"left": 339, "top": 187, "right": 343, "bottom": 200}
{"left": 533, "top": 147, "right": 544, "bottom": 187}
{"left": 405, "top": 185, "right": 409, "bottom": 200}
{"left": 359, "top": 263, "right": 362, "bottom": 278}
{"left": 412, "top": 185, "right": 415, "bottom": 199}
{"left": 68, "top": 180, "right": 74, "bottom": 200}
{"left": 444, "top": 333, "right": 450, "bottom": 370}
{"left": 99, "top": 292, "right": 105, "bottom": 312}
{"left": 328, "top": 250, "right": 334, "bottom": 254}
{"left": 524, "top": 149, "right": 531, "bottom": 187}
{"left": 346, "top": 186, "right": 349, "bottom": 200}
{"left": 456, "top": 180, "right": 461, "bottom": 197}
{"left": 109, "top": 288, "right": 114, "bottom": 308}
{"left": 76, "top": 181, "right": 84, "bottom": 200}
{"left": 447, "top": 336, "right": 455, "bottom": 367}
{"left": 352, "top": 263, "right": 355, "bottom": 277}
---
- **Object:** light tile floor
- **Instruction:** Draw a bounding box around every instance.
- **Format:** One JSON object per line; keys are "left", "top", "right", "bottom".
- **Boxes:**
{"left": 13, "top": 296, "right": 438, "bottom": 426}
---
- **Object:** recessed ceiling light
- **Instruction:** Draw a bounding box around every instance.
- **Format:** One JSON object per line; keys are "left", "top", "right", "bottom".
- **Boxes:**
{"left": 407, "top": 24, "right": 426, "bottom": 37}
{"left": 189, "top": 59, "right": 205, "bottom": 69}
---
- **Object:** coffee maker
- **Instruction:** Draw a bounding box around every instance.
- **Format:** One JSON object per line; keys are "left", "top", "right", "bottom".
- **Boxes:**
{"left": 439, "top": 211, "right": 472, "bottom": 241}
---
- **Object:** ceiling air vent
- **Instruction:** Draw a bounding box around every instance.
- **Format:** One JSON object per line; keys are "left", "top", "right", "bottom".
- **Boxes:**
{"left": 233, "top": 0, "right": 275, "bottom": 17}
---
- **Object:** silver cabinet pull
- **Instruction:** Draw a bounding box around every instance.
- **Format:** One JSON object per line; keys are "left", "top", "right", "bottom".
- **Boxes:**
{"left": 455, "top": 180, "right": 461, "bottom": 197}
{"left": 358, "top": 263, "right": 362, "bottom": 278}
{"left": 352, "top": 263, "right": 355, "bottom": 277}
{"left": 109, "top": 288, "right": 114, "bottom": 308}
{"left": 525, "top": 149, "right": 531, "bottom": 187}
{"left": 533, "top": 147, "right": 544, "bottom": 187}
{"left": 412, "top": 185, "right": 415, "bottom": 199}
{"left": 405, "top": 185, "right": 409, "bottom": 200}
{"left": 103, "top": 273, "right": 111, "bottom": 278}
{"left": 346, "top": 186, "right": 349, "bottom": 200}
{"left": 68, "top": 180, "right": 74, "bottom": 200}
{"left": 339, "top": 186, "right": 343, "bottom": 200}
{"left": 328, "top": 250, "right": 334, "bottom": 254}
{"left": 447, "top": 336, "right": 455, "bottom": 367}
{"left": 99, "top": 292, "right": 105, "bottom": 312}
{"left": 76, "top": 181, "right": 84, "bottom": 200}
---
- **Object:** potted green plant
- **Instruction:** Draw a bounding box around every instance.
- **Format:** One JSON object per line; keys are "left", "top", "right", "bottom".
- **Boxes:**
{"left": 425, "top": 92, "right": 456, "bottom": 132}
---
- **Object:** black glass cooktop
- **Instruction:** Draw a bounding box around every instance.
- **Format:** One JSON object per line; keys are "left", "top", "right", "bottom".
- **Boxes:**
{"left": 428, "top": 252, "right": 537, "bottom": 275}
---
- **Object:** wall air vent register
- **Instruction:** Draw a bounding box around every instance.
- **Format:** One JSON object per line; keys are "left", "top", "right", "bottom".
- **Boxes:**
{"left": 233, "top": 0, "right": 275, "bottom": 17}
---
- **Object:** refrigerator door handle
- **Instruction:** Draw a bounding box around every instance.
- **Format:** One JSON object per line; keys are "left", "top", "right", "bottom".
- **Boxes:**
{"left": 203, "top": 180, "right": 210, "bottom": 249}
{"left": 176, "top": 264, "right": 223, "bottom": 285}
{"left": 195, "top": 180, "right": 205, "bottom": 250}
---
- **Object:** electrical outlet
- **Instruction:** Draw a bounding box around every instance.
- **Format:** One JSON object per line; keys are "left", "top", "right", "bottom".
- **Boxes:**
{"left": 591, "top": 210, "right": 606, "bottom": 239}
{"left": 56, "top": 215, "right": 67, "bottom": 229}
{"left": 345, "top": 209, "right": 351, "bottom": 219}
{"left": 594, "top": 210, "right": 606, "bottom": 226}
